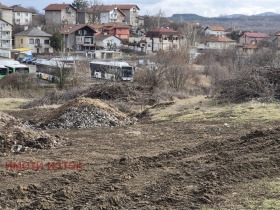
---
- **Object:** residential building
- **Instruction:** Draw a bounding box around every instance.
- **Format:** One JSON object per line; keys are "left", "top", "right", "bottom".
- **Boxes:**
{"left": 44, "top": 4, "right": 77, "bottom": 25}
{"left": 0, "top": 19, "right": 12, "bottom": 49}
{"left": 10, "top": 5, "right": 33, "bottom": 26}
{"left": 77, "top": 6, "right": 125, "bottom": 24}
{"left": 102, "top": 23, "right": 131, "bottom": 40}
{"left": 0, "top": 4, "right": 13, "bottom": 57}
{"left": 113, "top": 5, "right": 140, "bottom": 29}
{"left": 145, "top": 28, "right": 181, "bottom": 53}
{"left": 204, "top": 26, "right": 226, "bottom": 36}
{"left": 95, "top": 34, "right": 122, "bottom": 50}
{"left": 239, "top": 32, "right": 271, "bottom": 45}
{"left": 242, "top": 44, "right": 259, "bottom": 55}
{"left": 14, "top": 27, "right": 53, "bottom": 53}
{"left": 0, "top": 3, "right": 13, "bottom": 24}
{"left": 198, "top": 35, "right": 236, "bottom": 50}
{"left": 60, "top": 24, "right": 96, "bottom": 51}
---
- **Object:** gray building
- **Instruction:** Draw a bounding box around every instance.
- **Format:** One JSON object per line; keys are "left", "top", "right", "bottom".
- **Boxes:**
{"left": 44, "top": 4, "right": 77, "bottom": 25}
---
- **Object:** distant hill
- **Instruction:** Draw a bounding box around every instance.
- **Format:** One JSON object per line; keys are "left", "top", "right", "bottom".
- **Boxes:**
{"left": 168, "top": 12, "right": 280, "bottom": 34}
{"left": 221, "top": 14, "right": 246, "bottom": 19}
{"left": 254, "top": 12, "right": 279, "bottom": 16}
{"left": 170, "top": 12, "right": 280, "bottom": 22}
{"left": 170, "top": 14, "right": 206, "bottom": 22}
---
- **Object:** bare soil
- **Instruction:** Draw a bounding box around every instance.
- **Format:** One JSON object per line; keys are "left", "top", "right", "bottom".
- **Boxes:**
{"left": 1, "top": 102, "right": 280, "bottom": 209}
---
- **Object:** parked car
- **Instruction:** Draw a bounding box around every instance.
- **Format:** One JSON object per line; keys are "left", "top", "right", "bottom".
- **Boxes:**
{"left": 16, "top": 57, "right": 24, "bottom": 63}
{"left": 27, "top": 58, "right": 37, "bottom": 64}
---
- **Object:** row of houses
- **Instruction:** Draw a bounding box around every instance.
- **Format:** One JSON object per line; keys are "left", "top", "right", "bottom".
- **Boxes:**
{"left": 45, "top": 4, "right": 144, "bottom": 29}
{"left": 9, "top": 23, "right": 276, "bottom": 57}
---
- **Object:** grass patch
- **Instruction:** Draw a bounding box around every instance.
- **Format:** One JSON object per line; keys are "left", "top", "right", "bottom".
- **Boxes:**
{"left": 207, "top": 178, "right": 280, "bottom": 210}
{"left": 0, "top": 98, "right": 30, "bottom": 110}
{"left": 149, "top": 96, "right": 280, "bottom": 123}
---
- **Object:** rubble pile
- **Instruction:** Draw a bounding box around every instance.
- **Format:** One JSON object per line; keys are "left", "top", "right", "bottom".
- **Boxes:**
{"left": 36, "top": 97, "right": 137, "bottom": 129}
{"left": 0, "top": 112, "right": 60, "bottom": 153}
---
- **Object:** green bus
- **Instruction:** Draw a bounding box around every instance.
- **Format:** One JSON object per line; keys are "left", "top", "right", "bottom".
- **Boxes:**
{"left": 0, "top": 61, "right": 30, "bottom": 79}
{"left": 0, "top": 65, "right": 8, "bottom": 79}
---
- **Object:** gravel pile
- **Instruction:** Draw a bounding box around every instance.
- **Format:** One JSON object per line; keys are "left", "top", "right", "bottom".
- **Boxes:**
{"left": 0, "top": 112, "right": 60, "bottom": 154}
{"left": 36, "top": 97, "right": 137, "bottom": 129}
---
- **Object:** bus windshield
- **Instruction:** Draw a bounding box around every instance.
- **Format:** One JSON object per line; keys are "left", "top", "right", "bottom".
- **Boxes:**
{"left": 15, "top": 67, "right": 29, "bottom": 73}
{"left": 0, "top": 67, "right": 8, "bottom": 76}
{"left": 122, "top": 67, "right": 133, "bottom": 77}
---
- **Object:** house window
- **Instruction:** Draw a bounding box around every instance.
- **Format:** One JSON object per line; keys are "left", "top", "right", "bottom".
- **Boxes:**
{"left": 29, "top": 38, "right": 34, "bottom": 44}
{"left": 17, "top": 13, "right": 20, "bottom": 16}
{"left": 35, "top": 39, "right": 40, "bottom": 46}
{"left": 25, "top": 19, "right": 28, "bottom": 23}
{"left": 21, "top": 39, "right": 23, "bottom": 44}
{"left": 44, "top": 40, "right": 49, "bottom": 44}
{"left": 25, "top": 13, "right": 28, "bottom": 16}
{"left": 44, "top": 48, "right": 49, "bottom": 53}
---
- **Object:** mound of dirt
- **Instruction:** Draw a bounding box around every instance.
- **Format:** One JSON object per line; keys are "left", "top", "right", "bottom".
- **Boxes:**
{"left": 0, "top": 112, "right": 60, "bottom": 154}
{"left": 86, "top": 82, "right": 139, "bottom": 101}
{"left": 36, "top": 97, "right": 137, "bottom": 129}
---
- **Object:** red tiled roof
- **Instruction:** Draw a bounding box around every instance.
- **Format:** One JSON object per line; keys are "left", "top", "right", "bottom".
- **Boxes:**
{"left": 113, "top": 4, "right": 140, "bottom": 10}
{"left": 10, "top": 5, "right": 33, "bottom": 13}
{"left": 205, "top": 35, "right": 236, "bottom": 42}
{"left": 146, "top": 28, "right": 179, "bottom": 37}
{"left": 94, "top": 5, "right": 125, "bottom": 16}
{"left": 60, "top": 24, "right": 96, "bottom": 34}
{"left": 244, "top": 32, "right": 270, "bottom": 38}
{"left": 44, "top": 4, "right": 76, "bottom": 11}
{"left": 206, "top": 26, "right": 225, "bottom": 31}
{"left": 78, "top": 6, "right": 125, "bottom": 16}
{"left": 0, "top": 3, "right": 12, "bottom": 10}
{"left": 103, "top": 23, "right": 131, "bottom": 29}
{"left": 243, "top": 44, "right": 258, "bottom": 49}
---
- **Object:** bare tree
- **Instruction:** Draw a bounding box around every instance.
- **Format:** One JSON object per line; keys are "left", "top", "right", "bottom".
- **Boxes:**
{"left": 179, "top": 23, "right": 201, "bottom": 64}
{"left": 135, "top": 50, "right": 197, "bottom": 91}
{"left": 87, "top": 0, "right": 105, "bottom": 24}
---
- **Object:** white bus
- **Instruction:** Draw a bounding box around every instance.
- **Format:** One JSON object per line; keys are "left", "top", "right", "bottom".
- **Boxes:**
{"left": 89, "top": 60, "right": 134, "bottom": 81}
{"left": 5, "top": 64, "right": 30, "bottom": 74}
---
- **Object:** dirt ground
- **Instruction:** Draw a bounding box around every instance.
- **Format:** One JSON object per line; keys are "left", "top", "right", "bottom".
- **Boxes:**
{"left": 1, "top": 97, "right": 280, "bottom": 210}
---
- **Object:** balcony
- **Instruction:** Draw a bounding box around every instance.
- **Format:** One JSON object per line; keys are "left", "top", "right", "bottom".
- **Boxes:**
{"left": 0, "top": 43, "right": 11, "bottom": 49}
{"left": 35, "top": 43, "right": 42, "bottom": 47}
{"left": 0, "top": 35, "right": 11, "bottom": 40}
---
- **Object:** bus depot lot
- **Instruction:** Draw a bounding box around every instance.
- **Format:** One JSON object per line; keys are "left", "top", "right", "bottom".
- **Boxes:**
{"left": 1, "top": 97, "right": 280, "bottom": 209}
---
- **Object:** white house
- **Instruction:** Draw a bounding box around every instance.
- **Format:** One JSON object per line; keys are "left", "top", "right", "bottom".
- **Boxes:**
{"left": 95, "top": 34, "right": 122, "bottom": 50}
{"left": 198, "top": 35, "right": 236, "bottom": 50}
{"left": 204, "top": 26, "right": 226, "bottom": 36}
{"left": 0, "top": 19, "right": 12, "bottom": 49}
{"left": 10, "top": 5, "right": 33, "bottom": 26}
{"left": 14, "top": 27, "right": 53, "bottom": 54}
{"left": 145, "top": 28, "right": 181, "bottom": 53}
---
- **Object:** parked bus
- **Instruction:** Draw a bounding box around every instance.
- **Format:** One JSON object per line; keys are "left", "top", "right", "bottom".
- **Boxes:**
{"left": 0, "top": 60, "right": 29, "bottom": 78}
{"left": 5, "top": 64, "right": 30, "bottom": 74}
{"left": 89, "top": 60, "right": 134, "bottom": 81}
{"left": 0, "top": 65, "right": 8, "bottom": 79}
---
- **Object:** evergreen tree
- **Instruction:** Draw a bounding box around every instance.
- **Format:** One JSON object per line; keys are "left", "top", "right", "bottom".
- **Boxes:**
{"left": 50, "top": 31, "right": 62, "bottom": 52}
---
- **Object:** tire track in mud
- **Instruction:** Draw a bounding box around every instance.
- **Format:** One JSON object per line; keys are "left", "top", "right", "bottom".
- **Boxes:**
{"left": 1, "top": 126, "right": 279, "bottom": 209}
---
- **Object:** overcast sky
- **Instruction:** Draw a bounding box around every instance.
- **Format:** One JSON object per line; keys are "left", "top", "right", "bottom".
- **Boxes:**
{"left": 2, "top": 0, "right": 280, "bottom": 17}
